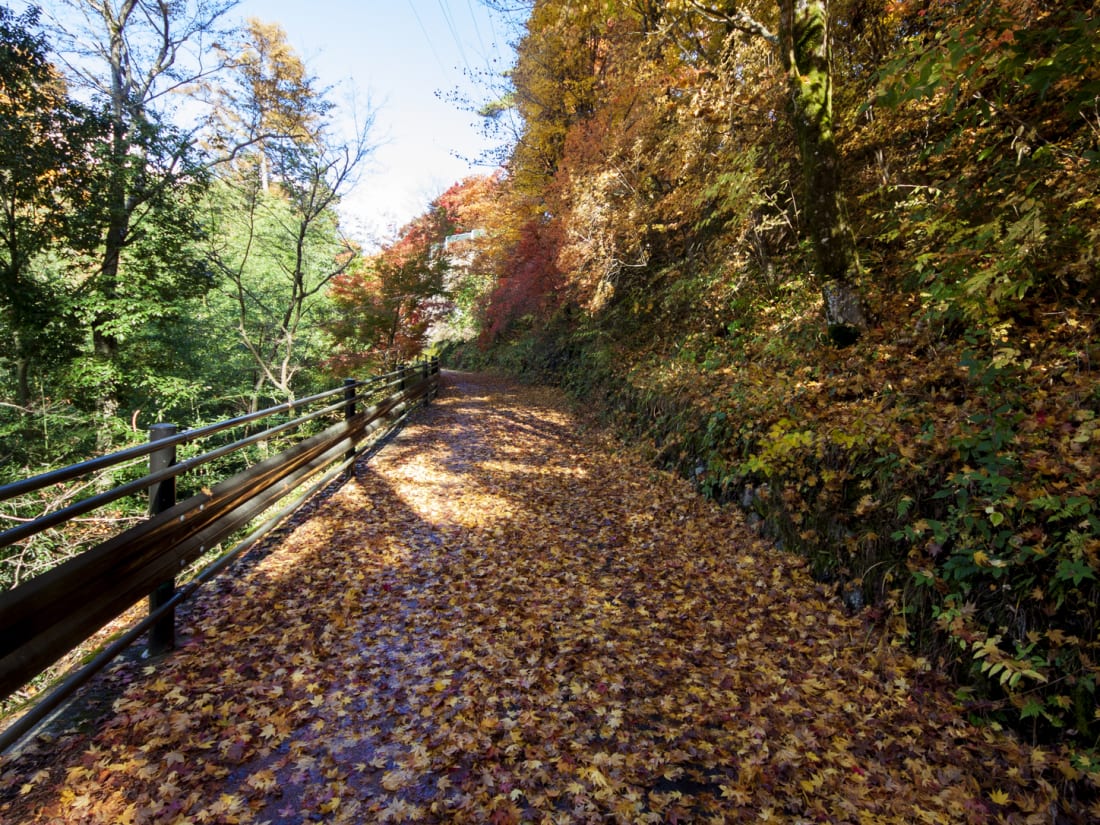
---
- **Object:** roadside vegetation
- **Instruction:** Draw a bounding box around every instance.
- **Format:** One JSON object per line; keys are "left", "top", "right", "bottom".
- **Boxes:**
{"left": 2, "top": 0, "right": 1098, "bottom": 801}
{"left": 429, "top": 0, "right": 1100, "bottom": 780}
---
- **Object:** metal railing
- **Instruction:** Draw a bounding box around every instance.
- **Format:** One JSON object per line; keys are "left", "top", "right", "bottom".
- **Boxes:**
{"left": 0, "top": 358, "right": 440, "bottom": 752}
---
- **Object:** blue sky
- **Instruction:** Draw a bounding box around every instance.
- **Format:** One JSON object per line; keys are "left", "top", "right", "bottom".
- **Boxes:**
{"left": 21, "top": 0, "right": 523, "bottom": 246}
{"left": 231, "top": 1, "right": 523, "bottom": 244}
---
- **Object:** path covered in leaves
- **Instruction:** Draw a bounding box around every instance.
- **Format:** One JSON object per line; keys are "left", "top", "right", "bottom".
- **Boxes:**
{"left": 0, "top": 373, "right": 1067, "bottom": 823}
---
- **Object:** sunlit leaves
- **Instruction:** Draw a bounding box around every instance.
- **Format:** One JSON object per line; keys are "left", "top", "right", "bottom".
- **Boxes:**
{"left": 205, "top": 17, "right": 330, "bottom": 181}
{"left": 478, "top": 217, "right": 565, "bottom": 343}
{"left": 0, "top": 374, "right": 1077, "bottom": 823}
{"left": 325, "top": 206, "right": 451, "bottom": 372}
{"left": 870, "top": 0, "right": 1100, "bottom": 320}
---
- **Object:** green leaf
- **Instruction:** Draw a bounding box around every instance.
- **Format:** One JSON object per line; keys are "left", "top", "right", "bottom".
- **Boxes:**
{"left": 1019, "top": 698, "right": 1045, "bottom": 720}
{"left": 1055, "top": 558, "right": 1096, "bottom": 586}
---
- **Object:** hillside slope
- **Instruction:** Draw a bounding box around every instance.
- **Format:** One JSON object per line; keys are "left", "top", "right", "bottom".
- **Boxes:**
{"left": 437, "top": 0, "right": 1100, "bottom": 777}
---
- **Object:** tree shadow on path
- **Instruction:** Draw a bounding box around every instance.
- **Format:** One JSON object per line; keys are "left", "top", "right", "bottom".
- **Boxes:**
{"left": 0, "top": 371, "right": 1067, "bottom": 824}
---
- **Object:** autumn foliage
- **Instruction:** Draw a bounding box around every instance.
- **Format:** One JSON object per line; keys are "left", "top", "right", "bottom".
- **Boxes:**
{"left": 479, "top": 217, "right": 565, "bottom": 344}
{"left": 325, "top": 207, "right": 453, "bottom": 372}
{"left": 0, "top": 375, "right": 1088, "bottom": 822}
{"left": 39, "top": 0, "right": 1089, "bottom": 812}
{"left": 434, "top": 0, "right": 1100, "bottom": 783}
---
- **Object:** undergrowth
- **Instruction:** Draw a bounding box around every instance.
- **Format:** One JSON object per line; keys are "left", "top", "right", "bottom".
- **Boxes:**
{"left": 450, "top": 282, "right": 1100, "bottom": 783}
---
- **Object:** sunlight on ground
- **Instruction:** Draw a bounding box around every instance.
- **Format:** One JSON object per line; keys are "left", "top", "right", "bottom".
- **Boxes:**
{"left": 0, "top": 375, "right": 1067, "bottom": 824}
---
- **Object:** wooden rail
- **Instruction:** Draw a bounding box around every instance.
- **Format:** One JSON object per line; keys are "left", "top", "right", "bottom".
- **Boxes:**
{"left": 0, "top": 359, "right": 439, "bottom": 751}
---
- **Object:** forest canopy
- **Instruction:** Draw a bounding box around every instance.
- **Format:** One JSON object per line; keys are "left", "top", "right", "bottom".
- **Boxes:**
{"left": 0, "top": 3, "right": 377, "bottom": 468}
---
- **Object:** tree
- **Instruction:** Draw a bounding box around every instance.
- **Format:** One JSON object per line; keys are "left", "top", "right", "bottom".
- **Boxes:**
{"left": 44, "top": 0, "right": 238, "bottom": 445}
{"left": 205, "top": 18, "right": 329, "bottom": 193}
{"left": 0, "top": 7, "right": 101, "bottom": 407}
{"left": 493, "top": 0, "right": 868, "bottom": 343}
{"left": 677, "top": 0, "right": 870, "bottom": 343}
{"left": 431, "top": 175, "right": 506, "bottom": 343}
{"left": 547, "top": 10, "right": 764, "bottom": 312}
{"left": 478, "top": 214, "right": 564, "bottom": 345}
{"left": 776, "top": 0, "right": 868, "bottom": 342}
{"left": 506, "top": 0, "right": 610, "bottom": 195}
{"left": 326, "top": 208, "right": 452, "bottom": 372}
{"left": 202, "top": 19, "right": 376, "bottom": 406}
{"left": 203, "top": 143, "right": 369, "bottom": 407}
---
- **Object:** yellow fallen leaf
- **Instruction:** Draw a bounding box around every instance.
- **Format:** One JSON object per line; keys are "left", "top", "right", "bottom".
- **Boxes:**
{"left": 583, "top": 765, "right": 609, "bottom": 788}
{"left": 381, "top": 768, "right": 413, "bottom": 791}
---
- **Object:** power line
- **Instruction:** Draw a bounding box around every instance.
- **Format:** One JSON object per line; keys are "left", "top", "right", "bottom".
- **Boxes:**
{"left": 436, "top": 0, "right": 474, "bottom": 79}
{"left": 466, "top": 0, "right": 490, "bottom": 69}
{"left": 406, "top": 0, "right": 449, "bottom": 76}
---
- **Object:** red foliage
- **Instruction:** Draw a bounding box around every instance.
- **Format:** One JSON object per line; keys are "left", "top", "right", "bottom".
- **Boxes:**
{"left": 435, "top": 173, "right": 503, "bottom": 235}
{"left": 324, "top": 207, "right": 452, "bottom": 372}
{"left": 479, "top": 218, "right": 564, "bottom": 345}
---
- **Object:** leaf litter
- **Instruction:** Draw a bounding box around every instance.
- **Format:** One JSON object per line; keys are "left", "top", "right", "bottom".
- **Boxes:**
{"left": 0, "top": 373, "right": 1076, "bottom": 823}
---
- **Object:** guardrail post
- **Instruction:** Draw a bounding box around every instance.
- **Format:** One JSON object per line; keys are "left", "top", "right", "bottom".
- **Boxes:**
{"left": 147, "top": 423, "right": 177, "bottom": 657}
{"left": 421, "top": 360, "right": 431, "bottom": 405}
{"left": 344, "top": 378, "right": 357, "bottom": 478}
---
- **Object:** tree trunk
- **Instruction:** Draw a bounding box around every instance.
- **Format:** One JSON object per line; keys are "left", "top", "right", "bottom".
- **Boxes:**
{"left": 14, "top": 358, "right": 29, "bottom": 409}
{"left": 7, "top": 325, "right": 29, "bottom": 408}
{"left": 92, "top": 181, "right": 127, "bottom": 452}
{"left": 91, "top": 6, "right": 135, "bottom": 453}
{"left": 92, "top": 323, "right": 121, "bottom": 454}
{"left": 779, "top": 0, "right": 868, "bottom": 345}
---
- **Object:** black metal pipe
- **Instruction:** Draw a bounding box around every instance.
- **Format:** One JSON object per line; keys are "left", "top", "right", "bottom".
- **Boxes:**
{"left": 0, "top": 396, "right": 352, "bottom": 548}
{"left": 0, "top": 380, "right": 381, "bottom": 502}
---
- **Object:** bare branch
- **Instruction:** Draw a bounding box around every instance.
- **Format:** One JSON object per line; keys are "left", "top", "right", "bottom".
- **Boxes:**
{"left": 687, "top": 0, "right": 778, "bottom": 44}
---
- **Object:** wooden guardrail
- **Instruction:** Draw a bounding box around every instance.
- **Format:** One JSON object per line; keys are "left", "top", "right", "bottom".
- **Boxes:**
{"left": 0, "top": 359, "right": 439, "bottom": 751}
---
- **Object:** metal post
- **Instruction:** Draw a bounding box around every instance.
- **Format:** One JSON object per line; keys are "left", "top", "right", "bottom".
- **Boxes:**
{"left": 147, "top": 423, "right": 177, "bottom": 656}
{"left": 344, "top": 378, "right": 357, "bottom": 478}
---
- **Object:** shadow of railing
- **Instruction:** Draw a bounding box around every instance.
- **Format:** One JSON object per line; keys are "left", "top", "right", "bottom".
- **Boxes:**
{"left": 0, "top": 359, "right": 439, "bottom": 752}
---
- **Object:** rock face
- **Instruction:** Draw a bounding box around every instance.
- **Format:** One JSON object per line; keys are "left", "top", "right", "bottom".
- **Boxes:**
{"left": 842, "top": 584, "right": 866, "bottom": 614}
{"left": 822, "top": 278, "right": 868, "bottom": 346}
